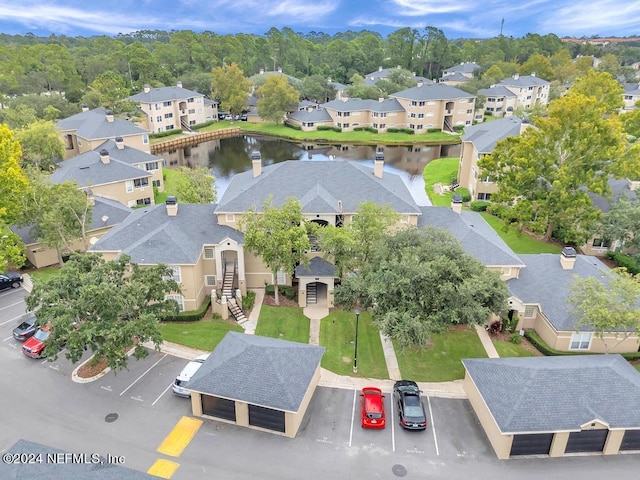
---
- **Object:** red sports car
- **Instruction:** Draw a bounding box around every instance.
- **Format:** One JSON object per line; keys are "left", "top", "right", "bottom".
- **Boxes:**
{"left": 360, "top": 386, "right": 386, "bottom": 429}
{"left": 22, "top": 325, "right": 50, "bottom": 358}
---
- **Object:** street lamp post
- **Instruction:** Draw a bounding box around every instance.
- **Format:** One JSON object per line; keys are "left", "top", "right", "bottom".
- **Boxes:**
{"left": 353, "top": 309, "right": 360, "bottom": 374}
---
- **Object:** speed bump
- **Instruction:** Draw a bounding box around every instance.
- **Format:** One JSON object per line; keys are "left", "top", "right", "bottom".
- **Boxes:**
{"left": 147, "top": 459, "right": 180, "bottom": 479}
{"left": 156, "top": 416, "right": 203, "bottom": 457}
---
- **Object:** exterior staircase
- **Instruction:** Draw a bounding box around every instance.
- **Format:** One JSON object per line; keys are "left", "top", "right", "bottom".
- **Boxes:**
{"left": 307, "top": 282, "right": 317, "bottom": 304}
{"left": 222, "top": 261, "right": 246, "bottom": 323}
{"left": 180, "top": 119, "right": 193, "bottom": 132}
{"left": 228, "top": 297, "right": 247, "bottom": 323}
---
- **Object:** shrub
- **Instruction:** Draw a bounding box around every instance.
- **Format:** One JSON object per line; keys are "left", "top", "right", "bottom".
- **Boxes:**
{"left": 484, "top": 111, "right": 493, "bottom": 117}
{"left": 469, "top": 200, "right": 490, "bottom": 212}
{"left": 284, "top": 121, "right": 302, "bottom": 130}
{"left": 524, "top": 329, "right": 640, "bottom": 360}
{"left": 265, "top": 284, "right": 296, "bottom": 300}
{"left": 365, "top": 127, "right": 378, "bottom": 133}
{"left": 452, "top": 125, "right": 465, "bottom": 133}
{"left": 427, "top": 128, "right": 442, "bottom": 133}
{"left": 332, "top": 126, "right": 342, "bottom": 132}
{"left": 149, "top": 128, "right": 183, "bottom": 139}
{"left": 316, "top": 125, "right": 333, "bottom": 131}
{"left": 243, "top": 291, "right": 256, "bottom": 311}
{"left": 191, "top": 120, "right": 216, "bottom": 131}
{"left": 509, "top": 333, "right": 523, "bottom": 344}
{"left": 354, "top": 127, "right": 363, "bottom": 131}
{"left": 455, "top": 187, "right": 471, "bottom": 202}
{"left": 606, "top": 251, "right": 640, "bottom": 275}
{"left": 161, "top": 296, "right": 211, "bottom": 322}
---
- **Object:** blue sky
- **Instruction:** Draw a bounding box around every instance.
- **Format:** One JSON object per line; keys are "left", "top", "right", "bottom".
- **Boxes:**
{"left": 0, "top": 0, "right": 638, "bottom": 39}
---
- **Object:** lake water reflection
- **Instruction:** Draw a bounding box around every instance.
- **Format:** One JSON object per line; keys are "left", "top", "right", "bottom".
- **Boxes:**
{"left": 159, "top": 135, "right": 460, "bottom": 206}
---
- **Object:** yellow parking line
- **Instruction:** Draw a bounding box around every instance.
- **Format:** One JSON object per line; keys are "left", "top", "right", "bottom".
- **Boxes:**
{"left": 157, "top": 416, "right": 203, "bottom": 457}
{"left": 147, "top": 458, "right": 180, "bottom": 479}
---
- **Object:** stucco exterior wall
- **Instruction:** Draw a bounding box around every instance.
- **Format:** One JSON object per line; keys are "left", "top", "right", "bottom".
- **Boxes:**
{"left": 89, "top": 180, "right": 155, "bottom": 207}
{"left": 286, "top": 365, "right": 321, "bottom": 437}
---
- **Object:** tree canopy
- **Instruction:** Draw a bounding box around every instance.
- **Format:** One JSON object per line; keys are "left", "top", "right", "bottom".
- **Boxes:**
{"left": 15, "top": 120, "right": 64, "bottom": 171}
{"left": 211, "top": 63, "right": 252, "bottom": 115}
{"left": 175, "top": 166, "right": 217, "bottom": 204}
{"left": 25, "top": 253, "right": 180, "bottom": 370}
{"left": 335, "top": 227, "right": 509, "bottom": 347}
{"left": 240, "top": 197, "right": 310, "bottom": 305}
{"left": 256, "top": 74, "right": 300, "bottom": 124}
{"left": 569, "top": 267, "right": 640, "bottom": 354}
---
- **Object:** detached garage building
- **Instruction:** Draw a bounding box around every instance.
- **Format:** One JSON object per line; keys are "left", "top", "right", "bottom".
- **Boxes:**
{"left": 462, "top": 355, "right": 640, "bottom": 459}
{"left": 187, "top": 332, "right": 325, "bottom": 438}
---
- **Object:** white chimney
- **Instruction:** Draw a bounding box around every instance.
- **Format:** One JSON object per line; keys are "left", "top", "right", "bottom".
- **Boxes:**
{"left": 259, "top": 68, "right": 264, "bottom": 75}
{"left": 560, "top": 246, "right": 577, "bottom": 270}
{"left": 277, "top": 67, "right": 282, "bottom": 73}
{"left": 327, "top": 76, "right": 332, "bottom": 83}
{"left": 628, "top": 179, "right": 640, "bottom": 191}
{"left": 115, "top": 136, "right": 124, "bottom": 150}
{"left": 378, "top": 97, "right": 384, "bottom": 103}
{"left": 378, "top": 66, "right": 383, "bottom": 72}
{"left": 99, "top": 149, "right": 110, "bottom": 164}
{"left": 143, "top": 84, "right": 151, "bottom": 93}
{"left": 451, "top": 193, "right": 463, "bottom": 214}
{"left": 513, "top": 73, "right": 520, "bottom": 80}
{"left": 396, "top": 65, "right": 401, "bottom": 69}
{"left": 177, "top": 80, "right": 183, "bottom": 88}
{"left": 105, "top": 110, "right": 114, "bottom": 123}
{"left": 417, "top": 80, "right": 424, "bottom": 88}
{"left": 373, "top": 159, "right": 384, "bottom": 178}
{"left": 252, "top": 159, "right": 262, "bottom": 177}
{"left": 81, "top": 103, "right": 89, "bottom": 112}
{"left": 166, "top": 196, "right": 178, "bottom": 217}
{"left": 531, "top": 72, "right": 536, "bottom": 77}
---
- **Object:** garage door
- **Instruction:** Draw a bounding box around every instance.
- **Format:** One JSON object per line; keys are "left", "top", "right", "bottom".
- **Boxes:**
{"left": 510, "top": 433, "right": 553, "bottom": 456}
{"left": 620, "top": 430, "right": 640, "bottom": 451}
{"left": 202, "top": 395, "right": 236, "bottom": 422}
{"left": 248, "top": 404, "right": 285, "bottom": 433}
{"left": 565, "top": 429, "right": 608, "bottom": 453}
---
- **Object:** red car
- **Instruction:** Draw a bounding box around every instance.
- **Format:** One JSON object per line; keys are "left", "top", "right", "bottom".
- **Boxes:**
{"left": 22, "top": 325, "right": 51, "bottom": 358}
{"left": 360, "top": 387, "right": 386, "bottom": 429}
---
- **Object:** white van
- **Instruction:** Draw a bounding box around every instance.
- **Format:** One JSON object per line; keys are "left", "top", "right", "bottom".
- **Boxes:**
{"left": 172, "top": 354, "right": 209, "bottom": 397}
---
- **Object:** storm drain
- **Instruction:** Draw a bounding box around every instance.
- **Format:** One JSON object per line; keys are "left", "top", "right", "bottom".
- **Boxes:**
{"left": 392, "top": 464, "right": 407, "bottom": 477}
{"left": 105, "top": 413, "right": 119, "bottom": 423}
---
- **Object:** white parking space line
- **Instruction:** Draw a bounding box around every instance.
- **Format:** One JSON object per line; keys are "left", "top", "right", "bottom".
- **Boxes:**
{"left": 0, "top": 314, "right": 26, "bottom": 326}
{"left": 119, "top": 353, "right": 167, "bottom": 396}
{"left": 152, "top": 382, "right": 174, "bottom": 406}
{"left": 0, "top": 300, "right": 26, "bottom": 313}
{"left": 348, "top": 388, "right": 357, "bottom": 447}
{"left": 426, "top": 395, "right": 440, "bottom": 456}
{"left": 390, "top": 395, "right": 396, "bottom": 452}
{"left": 3, "top": 336, "right": 13, "bottom": 342}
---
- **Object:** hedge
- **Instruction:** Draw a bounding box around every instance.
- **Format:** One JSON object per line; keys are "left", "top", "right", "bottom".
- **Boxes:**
{"left": 243, "top": 291, "right": 256, "bottom": 312}
{"left": 606, "top": 251, "right": 640, "bottom": 275}
{"left": 265, "top": 284, "right": 296, "bottom": 300}
{"left": 455, "top": 187, "right": 471, "bottom": 202}
{"left": 470, "top": 200, "right": 490, "bottom": 212}
{"left": 149, "top": 128, "right": 183, "bottom": 139}
{"left": 284, "top": 122, "right": 302, "bottom": 130}
{"left": 191, "top": 120, "right": 216, "bottom": 131}
{"left": 524, "top": 329, "right": 640, "bottom": 361}
{"left": 161, "top": 295, "right": 211, "bottom": 322}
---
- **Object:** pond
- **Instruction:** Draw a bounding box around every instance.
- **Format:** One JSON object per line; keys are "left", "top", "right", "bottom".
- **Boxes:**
{"left": 158, "top": 135, "right": 461, "bottom": 206}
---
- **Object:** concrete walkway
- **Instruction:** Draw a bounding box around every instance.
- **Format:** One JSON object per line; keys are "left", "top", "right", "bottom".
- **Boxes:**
{"left": 475, "top": 325, "right": 500, "bottom": 358}
{"left": 379, "top": 332, "right": 402, "bottom": 380}
{"left": 241, "top": 288, "right": 264, "bottom": 335}
{"left": 303, "top": 304, "right": 329, "bottom": 346}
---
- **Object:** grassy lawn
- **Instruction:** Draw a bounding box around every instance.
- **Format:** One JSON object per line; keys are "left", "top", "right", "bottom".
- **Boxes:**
{"left": 635, "top": 365, "right": 640, "bottom": 372}
{"left": 28, "top": 266, "right": 61, "bottom": 282}
{"left": 201, "top": 120, "right": 459, "bottom": 145}
{"left": 479, "top": 213, "right": 563, "bottom": 254}
{"left": 255, "top": 305, "right": 310, "bottom": 344}
{"left": 155, "top": 168, "right": 186, "bottom": 204}
{"left": 320, "top": 310, "right": 388, "bottom": 379}
{"left": 395, "top": 327, "right": 488, "bottom": 382}
{"left": 160, "top": 318, "right": 243, "bottom": 351}
{"left": 150, "top": 132, "right": 186, "bottom": 145}
{"left": 493, "top": 339, "right": 536, "bottom": 357}
{"left": 423, "top": 157, "right": 459, "bottom": 206}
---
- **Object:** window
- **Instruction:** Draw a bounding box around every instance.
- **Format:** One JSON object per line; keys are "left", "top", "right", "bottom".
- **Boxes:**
{"left": 379, "top": 123, "right": 386, "bottom": 129}
{"left": 125, "top": 181, "right": 134, "bottom": 193}
{"left": 411, "top": 101, "right": 417, "bottom": 106}
{"left": 487, "top": 98, "right": 496, "bottom": 102}
{"left": 152, "top": 179, "right": 161, "bottom": 187}
{"left": 380, "top": 113, "right": 387, "bottom": 118}
{"left": 155, "top": 104, "right": 161, "bottom": 110}
{"left": 188, "top": 109, "right": 196, "bottom": 114}
{"left": 465, "top": 120, "right": 472, "bottom": 125}
{"left": 145, "top": 161, "right": 159, "bottom": 171}
{"left": 163, "top": 101, "right": 172, "bottom": 107}
{"left": 372, "top": 123, "right": 378, "bottom": 128}
{"left": 570, "top": 332, "right": 592, "bottom": 350}
{"left": 418, "top": 113, "right": 424, "bottom": 118}
{"left": 204, "top": 247, "right": 215, "bottom": 259}
{"left": 419, "top": 101, "right": 425, "bottom": 106}
{"left": 166, "top": 124, "right": 174, "bottom": 130}
{"left": 205, "top": 275, "right": 216, "bottom": 286}
{"left": 524, "top": 306, "right": 535, "bottom": 318}
{"left": 226, "top": 214, "right": 235, "bottom": 222}
{"left": 143, "top": 135, "right": 149, "bottom": 145}
{"left": 409, "top": 124, "right": 415, "bottom": 129}
{"left": 343, "top": 123, "right": 349, "bottom": 128}
{"left": 410, "top": 113, "right": 416, "bottom": 118}
{"left": 372, "top": 112, "right": 379, "bottom": 117}
{"left": 416, "top": 124, "right": 423, "bottom": 130}
{"left": 592, "top": 238, "right": 611, "bottom": 248}
{"left": 156, "top": 116, "right": 162, "bottom": 123}
{"left": 136, "top": 197, "right": 151, "bottom": 206}
{"left": 164, "top": 113, "right": 173, "bottom": 119}
{"left": 528, "top": 86, "right": 534, "bottom": 91}
{"left": 170, "top": 265, "right": 181, "bottom": 282}
{"left": 134, "top": 178, "right": 149, "bottom": 188}
{"left": 466, "top": 109, "right": 473, "bottom": 114}
{"left": 483, "top": 175, "right": 492, "bottom": 183}
{"left": 477, "top": 192, "right": 492, "bottom": 200}
{"left": 276, "top": 269, "right": 286, "bottom": 285}
{"left": 188, "top": 98, "right": 195, "bottom": 103}
{"left": 166, "top": 294, "right": 184, "bottom": 312}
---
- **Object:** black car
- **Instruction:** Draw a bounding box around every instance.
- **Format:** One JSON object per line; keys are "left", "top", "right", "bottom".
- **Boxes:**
{"left": 393, "top": 380, "right": 427, "bottom": 430}
{"left": 0, "top": 272, "right": 22, "bottom": 291}
{"left": 13, "top": 315, "right": 37, "bottom": 341}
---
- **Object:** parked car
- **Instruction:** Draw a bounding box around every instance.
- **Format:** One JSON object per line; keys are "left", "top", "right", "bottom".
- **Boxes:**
{"left": 173, "top": 354, "right": 210, "bottom": 397}
{"left": 224, "top": 114, "right": 233, "bottom": 121}
{"left": 393, "top": 380, "right": 427, "bottom": 430}
{"left": 218, "top": 112, "right": 228, "bottom": 120}
{"left": 13, "top": 315, "right": 38, "bottom": 342}
{"left": 360, "top": 386, "right": 386, "bottom": 429}
{"left": 240, "top": 114, "right": 248, "bottom": 121}
{"left": 22, "top": 324, "right": 51, "bottom": 358}
{"left": 0, "top": 272, "right": 22, "bottom": 291}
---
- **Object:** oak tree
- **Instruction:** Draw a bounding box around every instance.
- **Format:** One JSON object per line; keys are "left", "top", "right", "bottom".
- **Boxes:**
{"left": 256, "top": 74, "right": 300, "bottom": 124}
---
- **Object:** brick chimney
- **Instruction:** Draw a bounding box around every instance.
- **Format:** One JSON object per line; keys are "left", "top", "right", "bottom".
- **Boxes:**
{"left": 115, "top": 136, "right": 124, "bottom": 150}
{"left": 166, "top": 196, "right": 178, "bottom": 217}
{"left": 560, "top": 246, "right": 577, "bottom": 270}
{"left": 373, "top": 159, "right": 384, "bottom": 178}
{"left": 451, "top": 193, "right": 463, "bottom": 214}
{"left": 105, "top": 110, "right": 114, "bottom": 123}
{"left": 143, "top": 84, "right": 151, "bottom": 93}
{"left": 99, "top": 149, "right": 110, "bottom": 164}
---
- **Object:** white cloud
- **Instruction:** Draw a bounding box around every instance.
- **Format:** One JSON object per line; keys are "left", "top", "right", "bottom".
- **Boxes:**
{"left": 389, "top": 0, "right": 470, "bottom": 16}
{"left": 538, "top": 0, "right": 640, "bottom": 35}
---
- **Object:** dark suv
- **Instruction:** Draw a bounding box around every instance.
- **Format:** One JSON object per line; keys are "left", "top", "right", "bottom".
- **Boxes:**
{"left": 393, "top": 380, "right": 427, "bottom": 430}
{"left": 0, "top": 272, "right": 22, "bottom": 291}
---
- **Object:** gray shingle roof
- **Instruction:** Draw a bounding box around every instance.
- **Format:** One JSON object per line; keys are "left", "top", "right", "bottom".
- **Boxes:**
{"left": 463, "top": 355, "right": 640, "bottom": 433}
{"left": 439, "top": 72, "right": 470, "bottom": 82}
{"left": 91, "top": 203, "right": 243, "bottom": 264}
{"left": 322, "top": 97, "right": 404, "bottom": 113}
{"left": 128, "top": 85, "right": 204, "bottom": 103}
{"left": 443, "top": 62, "right": 480, "bottom": 75}
{"left": 50, "top": 144, "right": 153, "bottom": 187}
{"left": 11, "top": 196, "right": 132, "bottom": 244}
{"left": 497, "top": 74, "right": 550, "bottom": 87}
{"left": 188, "top": 332, "right": 325, "bottom": 412}
{"left": 4, "top": 439, "right": 155, "bottom": 479}
{"left": 248, "top": 70, "right": 302, "bottom": 84}
{"left": 507, "top": 254, "right": 611, "bottom": 331}
{"left": 288, "top": 108, "right": 333, "bottom": 123}
{"left": 295, "top": 256, "right": 336, "bottom": 277}
{"left": 587, "top": 178, "right": 638, "bottom": 213}
{"left": 392, "top": 83, "right": 475, "bottom": 101}
{"left": 57, "top": 107, "right": 147, "bottom": 139}
{"left": 215, "top": 160, "right": 421, "bottom": 215}
{"left": 461, "top": 117, "right": 523, "bottom": 153}
{"left": 477, "top": 85, "right": 516, "bottom": 98}
{"left": 417, "top": 207, "right": 524, "bottom": 267}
